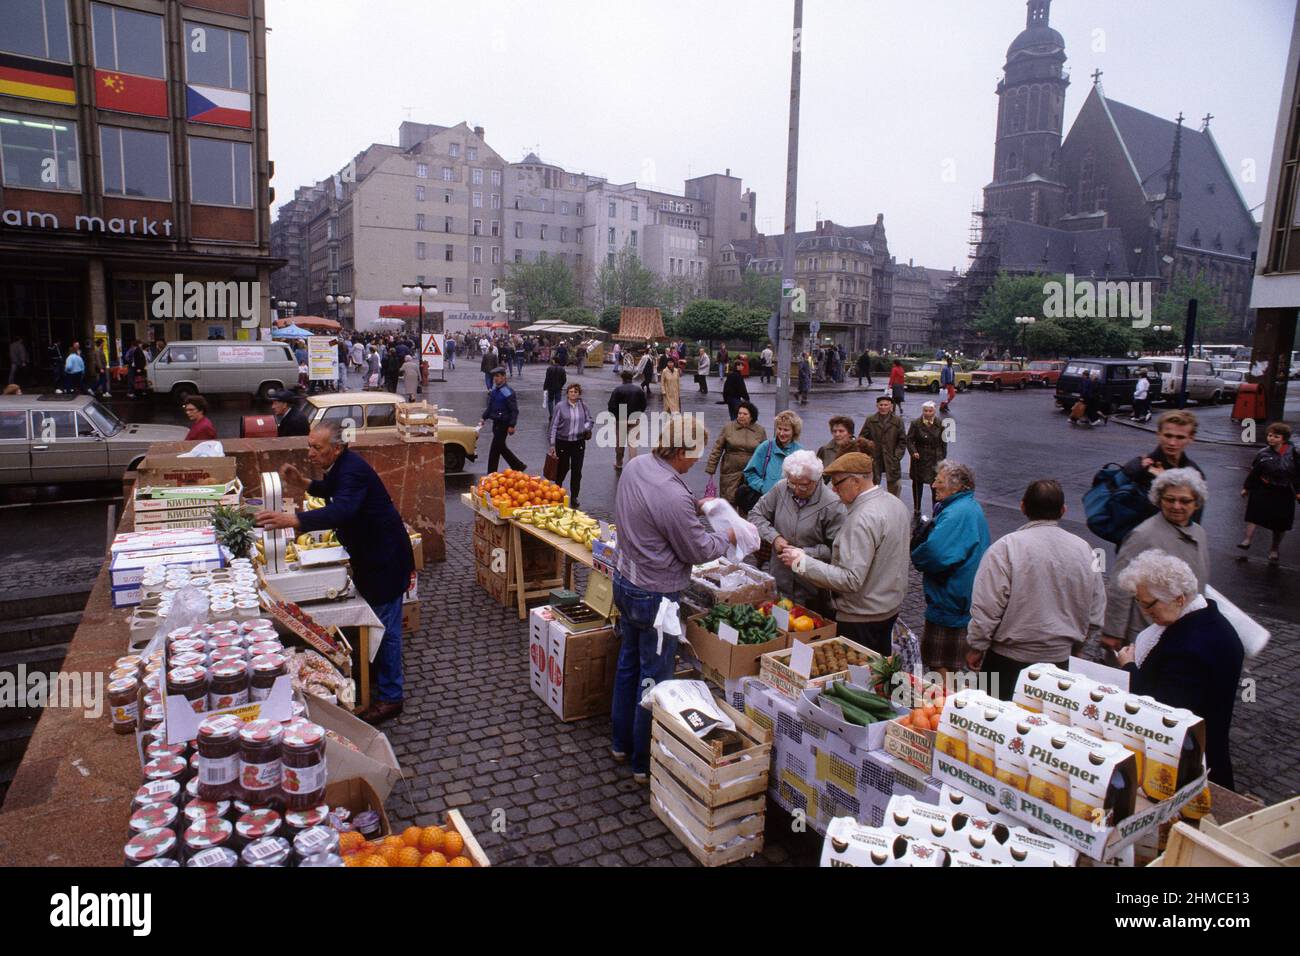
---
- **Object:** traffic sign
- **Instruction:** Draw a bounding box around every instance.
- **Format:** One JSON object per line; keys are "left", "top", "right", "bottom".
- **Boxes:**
{"left": 420, "top": 332, "right": 445, "bottom": 370}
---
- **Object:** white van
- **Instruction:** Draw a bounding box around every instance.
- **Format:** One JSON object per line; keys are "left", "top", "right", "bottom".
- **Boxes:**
{"left": 148, "top": 341, "right": 299, "bottom": 400}
{"left": 1141, "top": 357, "right": 1227, "bottom": 404}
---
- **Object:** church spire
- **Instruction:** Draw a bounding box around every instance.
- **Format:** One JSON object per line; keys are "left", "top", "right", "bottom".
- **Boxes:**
{"left": 1165, "top": 112, "right": 1185, "bottom": 202}
{"left": 1027, "top": 0, "right": 1052, "bottom": 28}
{"left": 1159, "top": 113, "right": 1185, "bottom": 290}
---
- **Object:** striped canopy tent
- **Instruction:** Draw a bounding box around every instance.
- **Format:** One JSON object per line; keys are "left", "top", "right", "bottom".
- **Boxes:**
{"left": 613, "top": 306, "right": 665, "bottom": 343}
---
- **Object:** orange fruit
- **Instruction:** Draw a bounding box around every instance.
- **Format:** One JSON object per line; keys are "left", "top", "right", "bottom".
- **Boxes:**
{"left": 420, "top": 851, "right": 448, "bottom": 867}
{"left": 381, "top": 835, "right": 404, "bottom": 850}
{"left": 401, "top": 825, "right": 423, "bottom": 848}
{"left": 442, "top": 831, "right": 465, "bottom": 858}
{"left": 418, "top": 826, "right": 446, "bottom": 853}
{"left": 380, "top": 845, "right": 405, "bottom": 866}
{"left": 344, "top": 855, "right": 366, "bottom": 867}
{"left": 362, "top": 855, "right": 389, "bottom": 867}
{"left": 339, "top": 831, "right": 365, "bottom": 854}
{"left": 396, "top": 846, "right": 423, "bottom": 868}
{"left": 448, "top": 856, "right": 473, "bottom": 867}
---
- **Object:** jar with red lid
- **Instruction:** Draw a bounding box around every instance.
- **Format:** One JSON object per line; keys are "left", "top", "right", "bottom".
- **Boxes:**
{"left": 208, "top": 648, "right": 247, "bottom": 667}
{"left": 169, "top": 651, "right": 207, "bottom": 670}
{"left": 235, "top": 808, "right": 283, "bottom": 847}
{"left": 241, "top": 835, "right": 292, "bottom": 867}
{"left": 108, "top": 666, "right": 138, "bottom": 684}
{"left": 186, "top": 847, "right": 238, "bottom": 867}
{"left": 129, "top": 801, "right": 179, "bottom": 836}
{"left": 167, "top": 626, "right": 199, "bottom": 642}
{"left": 142, "top": 754, "right": 187, "bottom": 785}
{"left": 169, "top": 639, "right": 206, "bottom": 657}
{"left": 145, "top": 739, "right": 187, "bottom": 763}
{"left": 238, "top": 718, "right": 283, "bottom": 801}
{"left": 107, "top": 677, "right": 139, "bottom": 735}
{"left": 208, "top": 661, "right": 249, "bottom": 710}
{"left": 249, "top": 655, "right": 287, "bottom": 702}
{"left": 281, "top": 721, "right": 327, "bottom": 811}
{"left": 139, "top": 704, "right": 165, "bottom": 733}
{"left": 132, "top": 779, "right": 181, "bottom": 811}
{"left": 248, "top": 640, "right": 284, "bottom": 659}
{"left": 183, "top": 798, "right": 230, "bottom": 825}
{"left": 195, "top": 713, "right": 242, "bottom": 800}
{"left": 166, "top": 666, "right": 208, "bottom": 713}
{"left": 124, "top": 827, "right": 177, "bottom": 866}
{"left": 241, "top": 618, "right": 275, "bottom": 633}
{"left": 182, "top": 816, "right": 233, "bottom": 859}
{"left": 208, "top": 619, "right": 241, "bottom": 634}
{"left": 114, "top": 654, "right": 144, "bottom": 674}
{"left": 283, "top": 804, "right": 331, "bottom": 838}
{"left": 142, "top": 688, "right": 162, "bottom": 707}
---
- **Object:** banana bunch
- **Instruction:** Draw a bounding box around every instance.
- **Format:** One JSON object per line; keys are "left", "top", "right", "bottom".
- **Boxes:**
{"left": 515, "top": 505, "right": 601, "bottom": 549}
{"left": 296, "top": 531, "right": 339, "bottom": 550}
{"left": 304, "top": 495, "right": 327, "bottom": 510}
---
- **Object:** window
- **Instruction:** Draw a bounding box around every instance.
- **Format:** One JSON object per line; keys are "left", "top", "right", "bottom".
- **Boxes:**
{"left": 514, "top": 222, "right": 522, "bottom": 238}
{"left": 472, "top": 191, "right": 482, "bottom": 208}
{"left": 576, "top": 203, "right": 584, "bottom": 216}
{"left": 491, "top": 247, "right": 500, "bottom": 264}
{"left": 0, "top": 111, "right": 80, "bottom": 191}
{"left": 473, "top": 246, "right": 482, "bottom": 264}
{"left": 444, "top": 244, "right": 453, "bottom": 261}
{"left": 608, "top": 201, "right": 616, "bottom": 217}
{"left": 472, "top": 219, "right": 481, "bottom": 235}
{"left": 416, "top": 241, "right": 426, "bottom": 260}
{"left": 0, "top": 409, "right": 29, "bottom": 441}
{"left": 569, "top": 175, "right": 576, "bottom": 186}
{"left": 367, "top": 404, "right": 396, "bottom": 428}
{"left": 321, "top": 404, "right": 362, "bottom": 426}
{"left": 443, "top": 191, "right": 451, "bottom": 203}
{"left": 3, "top": 0, "right": 72, "bottom": 62}
{"left": 630, "top": 230, "right": 637, "bottom": 249}
{"left": 491, "top": 193, "right": 500, "bottom": 209}
{"left": 471, "top": 168, "right": 483, "bottom": 185}
{"left": 740, "top": 212, "right": 747, "bottom": 222}
{"left": 29, "top": 409, "right": 78, "bottom": 440}
{"left": 328, "top": 247, "right": 337, "bottom": 270}
{"left": 513, "top": 196, "right": 520, "bottom": 209}
{"left": 514, "top": 250, "right": 522, "bottom": 262}
{"left": 183, "top": 22, "right": 249, "bottom": 91}
{"left": 92, "top": 3, "right": 164, "bottom": 78}
{"left": 560, "top": 226, "right": 568, "bottom": 242}
{"left": 539, "top": 199, "right": 547, "bottom": 212}
{"left": 490, "top": 220, "right": 499, "bottom": 237}
{"left": 467, "top": 147, "right": 477, "bottom": 161}
{"left": 444, "top": 278, "right": 453, "bottom": 293}
{"left": 491, "top": 277, "right": 499, "bottom": 290}
{"left": 540, "top": 225, "right": 547, "bottom": 241}
{"left": 415, "top": 213, "right": 426, "bottom": 231}
{"left": 449, "top": 143, "right": 460, "bottom": 158}
{"left": 444, "top": 215, "right": 452, "bottom": 232}
{"left": 416, "top": 163, "right": 428, "bottom": 179}
{"left": 473, "top": 277, "right": 482, "bottom": 295}
{"left": 101, "top": 126, "right": 169, "bottom": 199}
{"left": 607, "top": 227, "right": 615, "bottom": 246}
{"left": 415, "top": 185, "right": 425, "bottom": 201}
{"left": 491, "top": 169, "right": 501, "bottom": 186}
{"left": 607, "top": 253, "right": 615, "bottom": 267}
{"left": 631, "top": 205, "right": 638, "bottom": 221}
{"left": 561, "top": 201, "right": 569, "bottom": 215}
{"left": 441, "top": 166, "right": 453, "bottom": 181}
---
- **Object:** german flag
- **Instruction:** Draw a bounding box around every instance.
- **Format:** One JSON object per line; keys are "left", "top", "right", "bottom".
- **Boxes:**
{"left": 0, "top": 53, "right": 75, "bottom": 105}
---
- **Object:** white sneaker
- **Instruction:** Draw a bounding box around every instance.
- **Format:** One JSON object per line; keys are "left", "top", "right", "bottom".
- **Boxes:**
{"left": 54, "top": 389, "right": 63, "bottom": 394}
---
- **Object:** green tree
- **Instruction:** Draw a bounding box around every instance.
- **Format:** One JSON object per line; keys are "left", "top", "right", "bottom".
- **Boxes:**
{"left": 503, "top": 257, "right": 579, "bottom": 324}
{"left": 597, "top": 247, "right": 661, "bottom": 310}
{"left": 973, "top": 273, "right": 1061, "bottom": 352}
{"left": 539, "top": 306, "right": 597, "bottom": 327}
{"left": 727, "top": 307, "right": 771, "bottom": 347}
{"left": 676, "top": 299, "right": 735, "bottom": 344}
{"left": 1152, "top": 273, "right": 1231, "bottom": 338}
{"left": 1023, "top": 320, "right": 1071, "bottom": 358}
{"left": 598, "top": 305, "right": 622, "bottom": 334}
{"left": 719, "top": 271, "right": 781, "bottom": 312}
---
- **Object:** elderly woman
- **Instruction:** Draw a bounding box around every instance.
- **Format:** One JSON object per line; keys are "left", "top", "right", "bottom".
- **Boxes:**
{"left": 549, "top": 382, "right": 595, "bottom": 509}
{"left": 1102, "top": 467, "right": 1210, "bottom": 655}
{"left": 1116, "top": 550, "right": 1244, "bottom": 789}
{"left": 742, "top": 409, "right": 803, "bottom": 505}
{"left": 1239, "top": 421, "right": 1299, "bottom": 564}
{"left": 906, "top": 400, "right": 947, "bottom": 517}
{"left": 910, "top": 461, "right": 990, "bottom": 677}
{"left": 749, "top": 450, "right": 846, "bottom": 611}
{"left": 704, "top": 401, "right": 765, "bottom": 507}
{"left": 660, "top": 359, "right": 682, "bottom": 413}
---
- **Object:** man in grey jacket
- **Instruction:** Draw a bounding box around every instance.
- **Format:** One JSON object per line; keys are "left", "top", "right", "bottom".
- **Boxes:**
{"left": 965, "top": 479, "right": 1106, "bottom": 700}
{"left": 780, "top": 452, "right": 911, "bottom": 654}
{"left": 749, "top": 449, "right": 845, "bottom": 611}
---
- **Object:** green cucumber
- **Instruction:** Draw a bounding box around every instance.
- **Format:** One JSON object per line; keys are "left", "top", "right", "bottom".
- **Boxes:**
{"left": 828, "top": 682, "right": 896, "bottom": 715}
{"left": 821, "top": 689, "right": 877, "bottom": 726}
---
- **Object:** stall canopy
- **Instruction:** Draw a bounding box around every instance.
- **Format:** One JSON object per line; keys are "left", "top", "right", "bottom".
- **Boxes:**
{"left": 518, "top": 322, "right": 606, "bottom": 335}
{"left": 471, "top": 320, "right": 510, "bottom": 329}
{"left": 271, "top": 324, "right": 313, "bottom": 338}
{"left": 379, "top": 304, "right": 422, "bottom": 319}
{"left": 613, "top": 306, "right": 665, "bottom": 342}
{"left": 283, "top": 315, "right": 341, "bottom": 331}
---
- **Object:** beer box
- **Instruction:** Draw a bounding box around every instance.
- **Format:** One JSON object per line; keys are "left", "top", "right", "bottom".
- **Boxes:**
{"left": 933, "top": 689, "right": 1018, "bottom": 776}
{"left": 884, "top": 795, "right": 1068, "bottom": 866}
{"left": 819, "top": 818, "right": 949, "bottom": 868}
{"left": 1013, "top": 663, "right": 1083, "bottom": 724}
{"left": 936, "top": 786, "right": 1079, "bottom": 867}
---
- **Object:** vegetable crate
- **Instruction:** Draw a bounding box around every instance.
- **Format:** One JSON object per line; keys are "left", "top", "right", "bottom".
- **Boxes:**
{"left": 1151, "top": 796, "right": 1300, "bottom": 867}
{"left": 685, "top": 609, "right": 790, "bottom": 685}
{"left": 445, "top": 809, "right": 492, "bottom": 867}
{"left": 759, "top": 636, "right": 874, "bottom": 700}
{"left": 649, "top": 699, "right": 772, "bottom": 867}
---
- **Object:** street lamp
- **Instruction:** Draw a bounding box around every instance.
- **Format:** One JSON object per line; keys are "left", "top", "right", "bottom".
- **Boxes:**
{"left": 325, "top": 294, "right": 352, "bottom": 329}
{"left": 1014, "top": 315, "right": 1036, "bottom": 359}
{"left": 402, "top": 283, "right": 438, "bottom": 339}
{"left": 276, "top": 300, "right": 298, "bottom": 319}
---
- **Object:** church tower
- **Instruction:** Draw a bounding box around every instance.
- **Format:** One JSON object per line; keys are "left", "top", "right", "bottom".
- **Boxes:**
{"left": 984, "top": 0, "right": 1071, "bottom": 226}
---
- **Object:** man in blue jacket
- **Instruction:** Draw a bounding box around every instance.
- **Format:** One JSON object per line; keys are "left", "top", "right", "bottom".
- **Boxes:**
{"left": 909, "top": 460, "right": 990, "bottom": 681}
{"left": 480, "top": 366, "right": 526, "bottom": 473}
{"left": 255, "top": 420, "right": 414, "bottom": 725}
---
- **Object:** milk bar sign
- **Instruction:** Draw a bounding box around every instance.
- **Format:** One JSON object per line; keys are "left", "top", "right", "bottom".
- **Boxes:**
{"left": 2, "top": 206, "right": 175, "bottom": 236}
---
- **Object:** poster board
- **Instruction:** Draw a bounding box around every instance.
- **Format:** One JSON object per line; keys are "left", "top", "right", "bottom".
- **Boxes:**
{"left": 308, "top": 335, "right": 339, "bottom": 380}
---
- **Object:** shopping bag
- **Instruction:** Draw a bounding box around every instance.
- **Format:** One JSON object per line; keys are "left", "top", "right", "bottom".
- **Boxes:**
{"left": 1069, "top": 400, "right": 1087, "bottom": 421}
{"left": 543, "top": 449, "right": 559, "bottom": 481}
{"left": 704, "top": 477, "right": 717, "bottom": 499}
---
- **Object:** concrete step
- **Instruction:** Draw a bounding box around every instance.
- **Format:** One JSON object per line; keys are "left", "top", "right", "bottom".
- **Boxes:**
{"left": 0, "top": 643, "right": 72, "bottom": 689}
{"left": 0, "top": 586, "right": 92, "bottom": 621}
{"left": 0, "top": 720, "right": 37, "bottom": 765}
{"left": 0, "top": 612, "right": 82, "bottom": 654}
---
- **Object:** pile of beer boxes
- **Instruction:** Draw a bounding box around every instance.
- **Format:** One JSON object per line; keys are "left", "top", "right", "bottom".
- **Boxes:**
{"left": 527, "top": 587, "right": 618, "bottom": 722}
{"left": 133, "top": 480, "right": 242, "bottom": 530}
{"left": 740, "top": 676, "right": 944, "bottom": 835}
{"left": 108, "top": 527, "right": 225, "bottom": 608}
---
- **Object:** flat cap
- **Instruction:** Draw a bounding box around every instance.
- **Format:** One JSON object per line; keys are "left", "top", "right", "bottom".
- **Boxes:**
{"left": 490, "top": 365, "right": 507, "bottom": 375}
{"left": 823, "top": 452, "right": 873, "bottom": 476}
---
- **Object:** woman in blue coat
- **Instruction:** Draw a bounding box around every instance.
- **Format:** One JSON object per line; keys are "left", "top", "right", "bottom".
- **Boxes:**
{"left": 743, "top": 410, "right": 803, "bottom": 500}
{"left": 910, "top": 461, "right": 990, "bottom": 679}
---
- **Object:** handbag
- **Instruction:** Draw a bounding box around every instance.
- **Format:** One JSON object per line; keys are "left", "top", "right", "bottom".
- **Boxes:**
{"left": 1069, "top": 399, "right": 1087, "bottom": 421}
{"left": 734, "top": 441, "right": 773, "bottom": 512}
{"left": 543, "top": 449, "right": 559, "bottom": 481}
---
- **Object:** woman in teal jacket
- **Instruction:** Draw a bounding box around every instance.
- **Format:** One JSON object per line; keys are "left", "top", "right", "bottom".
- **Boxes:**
{"left": 744, "top": 409, "right": 803, "bottom": 497}
{"left": 909, "top": 460, "right": 990, "bottom": 678}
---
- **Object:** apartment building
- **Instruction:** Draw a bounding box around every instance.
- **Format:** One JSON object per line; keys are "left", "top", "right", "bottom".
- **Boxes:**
{"left": 890, "top": 260, "right": 960, "bottom": 354}
{"left": 503, "top": 153, "right": 590, "bottom": 283}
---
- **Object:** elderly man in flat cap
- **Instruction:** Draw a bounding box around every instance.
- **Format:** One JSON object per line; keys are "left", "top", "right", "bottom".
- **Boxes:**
{"left": 480, "top": 365, "right": 526, "bottom": 473}
{"left": 779, "top": 451, "right": 912, "bottom": 655}
{"left": 268, "top": 387, "right": 310, "bottom": 437}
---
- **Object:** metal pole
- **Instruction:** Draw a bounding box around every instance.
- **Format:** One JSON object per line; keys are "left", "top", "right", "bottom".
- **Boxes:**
{"left": 1178, "top": 299, "right": 1198, "bottom": 408}
{"left": 775, "top": 0, "right": 803, "bottom": 415}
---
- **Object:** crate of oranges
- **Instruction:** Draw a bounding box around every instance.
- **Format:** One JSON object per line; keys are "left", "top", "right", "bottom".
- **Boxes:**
{"left": 340, "top": 810, "right": 490, "bottom": 867}
{"left": 476, "top": 470, "right": 568, "bottom": 518}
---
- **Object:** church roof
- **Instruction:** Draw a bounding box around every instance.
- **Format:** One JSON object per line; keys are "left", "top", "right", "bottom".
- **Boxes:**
{"left": 1007, "top": 24, "right": 1065, "bottom": 58}
{"left": 1100, "top": 95, "right": 1259, "bottom": 258}
{"left": 990, "top": 220, "right": 1130, "bottom": 277}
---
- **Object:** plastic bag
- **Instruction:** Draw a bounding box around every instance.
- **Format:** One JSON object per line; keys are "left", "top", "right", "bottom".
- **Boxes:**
{"left": 177, "top": 440, "right": 225, "bottom": 458}
{"left": 639, "top": 679, "right": 737, "bottom": 738}
{"left": 1206, "top": 585, "right": 1270, "bottom": 658}
{"left": 652, "top": 595, "right": 681, "bottom": 656}
{"left": 699, "top": 497, "right": 760, "bottom": 562}
{"left": 704, "top": 477, "right": 717, "bottom": 499}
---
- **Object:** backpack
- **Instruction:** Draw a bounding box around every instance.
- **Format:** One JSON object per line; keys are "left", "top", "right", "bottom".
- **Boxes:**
{"left": 1084, "top": 462, "right": 1153, "bottom": 545}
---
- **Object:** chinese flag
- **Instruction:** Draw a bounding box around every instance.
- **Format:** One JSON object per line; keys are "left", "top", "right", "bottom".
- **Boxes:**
{"left": 94, "top": 70, "right": 168, "bottom": 118}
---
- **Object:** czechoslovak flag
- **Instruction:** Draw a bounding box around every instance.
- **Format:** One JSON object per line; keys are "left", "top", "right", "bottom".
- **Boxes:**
{"left": 186, "top": 83, "right": 251, "bottom": 128}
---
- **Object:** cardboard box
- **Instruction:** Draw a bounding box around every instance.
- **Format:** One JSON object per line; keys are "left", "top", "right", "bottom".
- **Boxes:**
{"left": 539, "top": 619, "right": 618, "bottom": 722}
{"left": 401, "top": 601, "right": 420, "bottom": 634}
{"left": 687, "top": 561, "right": 776, "bottom": 608}
{"left": 324, "top": 776, "right": 392, "bottom": 839}
{"left": 111, "top": 584, "right": 143, "bottom": 609}
{"left": 528, "top": 607, "right": 556, "bottom": 699}
{"left": 409, "top": 530, "right": 424, "bottom": 571}
{"left": 135, "top": 454, "right": 238, "bottom": 488}
{"left": 685, "top": 610, "right": 790, "bottom": 685}
{"left": 884, "top": 795, "right": 1070, "bottom": 866}
{"left": 759, "top": 636, "right": 873, "bottom": 700}
{"left": 884, "top": 721, "right": 936, "bottom": 773}
{"left": 308, "top": 695, "right": 404, "bottom": 801}
{"left": 134, "top": 480, "right": 242, "bottom": 510}
{"left": 111, "top": 527, "right": 217, "bottom": 554}
{"left": 109, "top": 544, "right": 225, "bottom": 588}
{"left": 797, "top": 680, "right": 905, "bottom": 753}
{"left": 819, "top": 819, "right": 949, "bottom": 867}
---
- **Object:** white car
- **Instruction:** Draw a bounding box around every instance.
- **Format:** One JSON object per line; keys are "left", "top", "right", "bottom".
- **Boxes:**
{"left": 1141, "top": 357, "right": 1228, "bottom": 404}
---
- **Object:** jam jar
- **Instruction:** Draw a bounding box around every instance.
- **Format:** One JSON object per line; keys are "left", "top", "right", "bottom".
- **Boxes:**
{"left": 281, "top": 721, "right": 327, "bottom": 810}
{"left": 196, "top": 713, "right": 243, "bottom": 801}
{"left": 166, "top": 666, "right": 209, "bottom": 714}
{"left": 132, "top": 779, "right": 181, "bottom": 812}
{"left": 142, "top": 754, "right": 187, "bottom": 786}
{"left": 293, "top": 826, "right": 339, "bottom": 862}
{"left": 169, "top": 652, "right": 208, "bottom": 670}
{"left": 299, "top": 852, "right": 345, "bottom": 867}
{"left": 114, "top": 654, "right": 144, "bottom": 675}
{"left": 235, "top": 808, "right": 283, "bottom": 847}
{"left": 141, "top": 704, "right": 165, "bottom": 732}
{"left": 183, "top": 799, "right": 231, "bottom": 826}
{"left": 208, "top": 633, "right": 245, "bottom": 651}
{"left": 124, "top": 827, "right": 177, "bottom": 866}
{"left": 182, "top": 817, "right": 234, "bottom": 859}
{"left": 241, "top": 835, "right": 292, "bottom": 867}
{"left": 186, "top": 847, "right": 239, "bottom": 868}
{"left": 129, "top": 802, "right": 179, "bottom": 836}
{"left": 247, "top": 640, "right": 284, "bottom": 658}
{"left": 137, "top": 857, "right": 180, "bottom": 868}
{"left": 238, "top": 718, "right": 283, "bottom": 801}
{"left": 283, "top": 804, "right": 331, "bottom": 839}
{"left": 248, "top": 654, "right": 286, "bottom": 702}
{"left": 107, "top": 677, "right": 139, "bottom": 735}
{"left": 108, "top": 667, "right": 138, "bottom": 684}
{"left": 145, "top": 740, "right": 187, "bottom": 763}
{"left": 208, "top": 661, "right": 249, "bottom": 710}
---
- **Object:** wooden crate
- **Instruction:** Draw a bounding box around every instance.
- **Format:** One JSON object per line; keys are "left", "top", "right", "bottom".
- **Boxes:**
{"left": 648, "top": 698, "right": 772, "bottom": 867}
{"left": 1152, "top": 796, "right": 1300, "bottom": 867}
{"left": 445, "top": 809, "right": 492, "bottom": 867}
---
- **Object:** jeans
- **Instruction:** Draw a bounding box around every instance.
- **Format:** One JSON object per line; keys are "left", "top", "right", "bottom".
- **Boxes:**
{"left": 610, "top": 576, "right": 681, "bottom": 774}
{"left": 575, "top": 361, "right": 584, "bottom": 376}
{"left": 487, "top": 422, "right": 524, "bottom": 472}
{"left": 371, "top": 595, "right": 405, "bottom": 703}
{"left": 554, "top": 438, "right": 585, "bottom": 505}
{"left": 484, "top": 372, "right": 494, "bottom": 390}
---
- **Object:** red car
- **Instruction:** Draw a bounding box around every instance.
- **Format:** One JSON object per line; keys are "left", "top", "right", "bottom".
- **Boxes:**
{"left": 969, "top": 361, "right": 1031, "bottom": 390}
{"left": 1027, "top": 360, "right": 1065, "bottom": 387}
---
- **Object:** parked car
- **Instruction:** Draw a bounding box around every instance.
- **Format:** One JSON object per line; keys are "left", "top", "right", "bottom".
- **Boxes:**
{"left": 1216, "top": 368, "right": 1246, "bottom": 401}
{"left": 902, "top": 362, "right": 972, "bottom": 393}
{"left": 148, "top": 341, "right": 299, "bottom": 401}
{"left": 0, "top": 394, "right": 188, "bottom": 485}
{"left": 1055, "top": 359, "right": 1163, "bottom": 414}
{"left": 304, "top": 392, "right": 479, "bottom": 473}
{"left": 1140, "top": 356, "right": 1227, "bottom": 404}
{"left": 969, "top": 361, "right": 1031, "bottom": 390}
{"left": 1026, "top": 360, "right": 1066, "bottom": 387}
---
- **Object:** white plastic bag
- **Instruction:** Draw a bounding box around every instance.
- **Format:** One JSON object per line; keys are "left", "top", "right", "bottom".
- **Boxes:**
{"left": 653, "top": 595, "right": 681, "bottom": 656}
{"left": 699, "top": 497, "right": 760, "bottom": 562}
{"left": 178, "top": 440, "right": 225, "bottom": 458}
{"left": 639, "top": 679, "right": 736, "bottom": 738}
{"left": 1206, "top": 585, "right": 1270, "bottom": 658}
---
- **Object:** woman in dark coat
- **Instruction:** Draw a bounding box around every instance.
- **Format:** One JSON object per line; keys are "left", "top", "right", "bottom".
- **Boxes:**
{"left": 722, "top": 359, "right": 750, "bottom": 421}
{"left": 1116, "top": 549, "right": 1244, "bottom": 790}
{"left": 1239, "top": 421, "right": 1299, "bottom": 563}
{"left": 905, "top": 401, "right": 948, "bottom": 516}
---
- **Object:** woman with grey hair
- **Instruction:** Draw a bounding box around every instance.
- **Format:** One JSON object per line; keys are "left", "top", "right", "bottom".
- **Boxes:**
{"left": 1115, "top": 549, "right": 1243, "bottom": 789}
{"left": 1102, "top": 467, "right": 1210, "bottom": 655}
{"left": 749, "top": 449, "right": 846, "bottom": 611}
{"left": 905, "top": 400, "right": 947, "bottom": 517}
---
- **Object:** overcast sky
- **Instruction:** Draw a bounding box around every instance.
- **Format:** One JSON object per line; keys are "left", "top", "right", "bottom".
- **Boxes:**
{"left": 266, "top": 0, "right": 1294, "bottom": 271}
